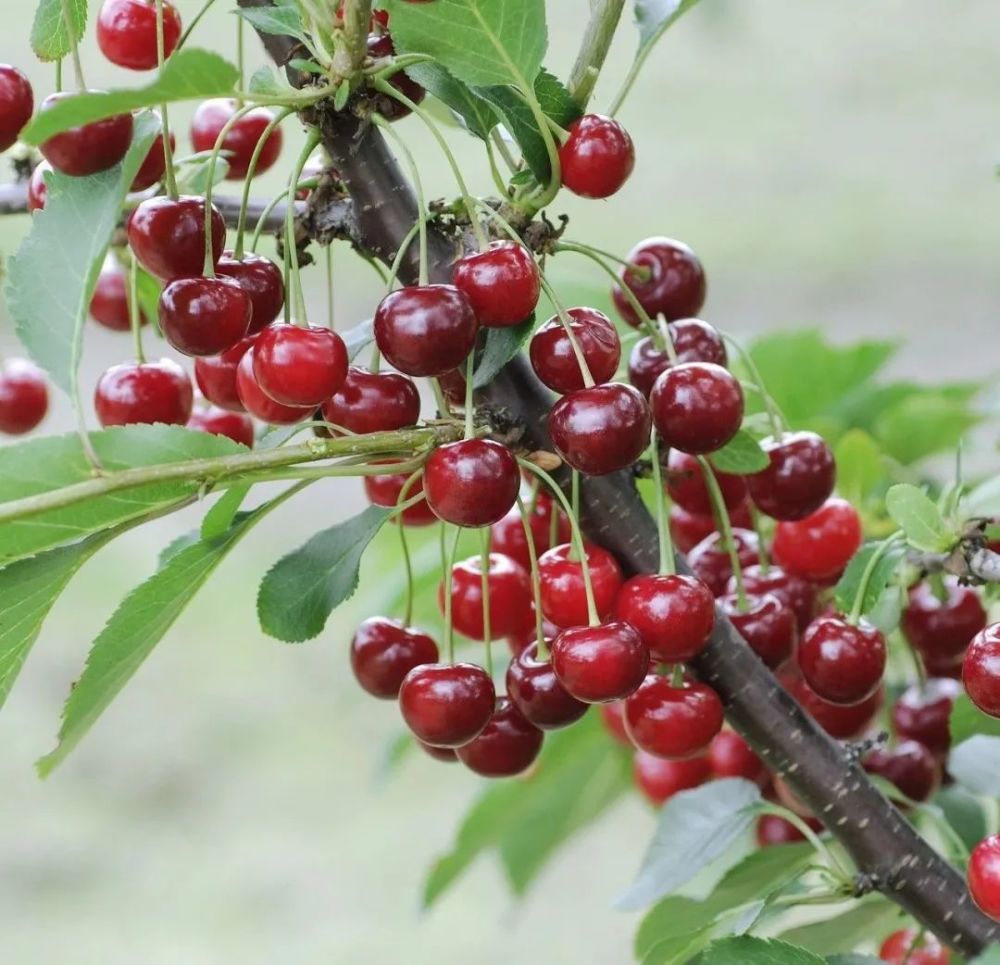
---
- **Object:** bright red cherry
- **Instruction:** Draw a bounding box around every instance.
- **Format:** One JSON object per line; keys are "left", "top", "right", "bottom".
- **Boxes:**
{"left": 687, "top": 528, "right": 760, "bottom": 596}
{"left": 0, "top": 359, "right": 48, "bottom": 435}
{"left": 439, "top": 552, "right": 534, "bottom": 641}
{"left": 968, "top": 834, "right": 1000, "bottom": 921}
{"left": 89, "top": 260, "right": 145, "bottom": 332}
{"left": 362, "top": 461, "right": 437, "bottom": 526}
{"left": 864, "top": 740, "right": 941, "bottom": 804}
{"left": 797, "top": 615, "right": 886, "bottom": 706}
{"left": 506, "top": 642, "right": 588, "bottom": 731}
{"left": 717, "top": 592, "right": 797, "bottom": 669}
{"left": 613, "top": 573, "right": 715, "bottom": 663}
{"left": 215, "top": 251, "right": 285, "bottom": 333}
{"left": 398, "top": 662, "right": 495, "bottom": 748}
{"left": 424, "top": 439, "right": 519, "bottom": 527}
{"left": 131, "top": 128, "right": 174, "bottom": 191}
{"left": 456, "top": 698, "right": 543, "bottom": 777}
{"left": 159, "top": 275, "right": 252, "bottom": 357}
{"left": 878, "top": 928, "right": 951, "bottom": 965}
{"left": 666, "top": 449, "right": 747, "bottom": 516}
{"left": 235, "top": 348, "right": 312, "bottom": 425}
{"left": 558, "top": 114, "right": 634, "bottom": 199}
{"left": 747, "top": 431, "right": 836, "bottom": 521}
{"left": 756, "top": 814, "right": 822, "bottom": 848}
{"left": 963, "top": 624, "right": 1000, "bottom": 718}
{"left": 651, "top": 362, "right": 743, "bottom": 455}
{"left": 708, "top": 730, "right": 766, "bottom": 785}
{"left": 551, "top": 621, "right": 648, "bottom": 703}
{"left": 613, "top": 238, "right": 706, "bottom": 328}
{"left": 452, "top": 241, "right": 539, "bottom": 328}
{"left": 187, "top": 405, "right": 254, "bottom": 447}
{"left": 97, "top": 0, "right": 181, "bottom": 70}
{"left": 127, "top": 195, "right": 226, "bottom": 282}
{"left": 628, "top": 319, "right": 726, "bottom": 397}
{"left": 669, "top": 500, "right": 752, "bottom": 554}
{"left": 321, "top": 366, "right": 420, "bottom": 435}
{"left": 549, "top": 382, "right": 651, "bottom": 476}
{"left": 194, "top": 335, "right": 255, "bottom": 412}
{"left": 373, "top": 285, "right": 478, "bottom": 376}
{"left": 0, "top": 65, "right": 33, "bottom": 151}
{"left": 27, "top": 161, "right": 50, "bottom": 211}
{"left": 782, "top": 671, "right": 883, "bottom": 739}
{"left": 350, "top": 616, "right": 438, "bottom": 699}
{"left": 252, "top": 324, "right": 348, "bottom": 407}
{"left": 538, "top": 541, "right": 623, "bottom": 628}
{"left": 94, "top": 358, "right": 192, "bottom": 427}
{"left": 190, "top": 99, "right": 283, "bottom": 179}
{"left": 903, "top": 579, "right": 987, "bottom": 666}
{"left": 730, "top": 564, "right": 817, "bottom": 632}
{"left": 624, "top": 676, "right": 724, "bottom": 759}
{"left": 529, "top": 308, "right": 621, "bottom": 394}
{"left": 891, "top": 678, "right": 961, "bottom": 760}
{"left": 633, "top": 750, "right": 710, "bottom": 806}
{"left": 773, "top": 498, "right": 863, "bottom": 582}
{"left": 38, "top": 92, "right": 133, "bottom": 177}
{"left": 490, "top": 494, "right": 571, "bottom": 571}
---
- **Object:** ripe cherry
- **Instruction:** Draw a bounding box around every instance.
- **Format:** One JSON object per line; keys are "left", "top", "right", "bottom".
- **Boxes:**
{"left": 252, "top": 324, "right": 348, "bottom": 407}
{"left": 420, "top": 742, "right": 457, "bottom": 764}
{"left": 89, "top": 259, "right": 145, "bottom": 332}
{"left": 216, "top": 251, "right": 285, "bottom": 333}
{"left": 350, "top": 616, "right": 438, "bottom": 699}
{"left": 128, "top": 195, "right": 225, "bottom": 282}
{"left": 600, "top": 701, "right": 631, "bottom": 746}
{"left": 235, "top": 349, "right": 312, "bottom": 425}
{"left": 730, "top": 564, "right": 817, "bottom": 632}
{"left": 437, "top": 367, "right": 466, "bottom": 407}
{"left": 507, "top": 618, "right": 562, "bottom": 658}
{"left": 551, "top": 621, "right": 648, "bottom": 703}
{"left": 94, "top": 358, "right": 192, "bottom": 427}
{"left": 669, "top": 500, "right": 751, "bottom": 554}
{"left": 633, "top": 750, "right": 710, "bottom": 806}
{"left": 613, "top": 573, "right": 715, "bottom": 662}
{"left": 864, "top": 740, "right": 941, "bottom": 804}
{"left": 756, "top": 814, "right": 822, "bottom": 848}
{"left": 529, "top": 307, "right": 621, "bottom": 394}
{"left": 903, "top": 579, "right": 986, "bottom": 667}
{"left": 365, "top": 32, "right": 426, "bottom": 120}
{"left": 456, "top": 698, "right": 543, "bottom": 777}
{"left": 159, "top": 276, "right": 252, "bottom": 357}
{"left": 963, "top": 624, "right": 1000, "bottom": 718}
{"left": 0, "top": 359, "right": 48, "bottom": 435}
{"left": 187, "top": 405, "right": 254, "bottom": 447}
{"left": 666, "top": 449, "right": 747, "bottom": 516}
{"left": 708, "top": 730, "right": 766, "bottom": 785}
{"left": 0, "top": 65, "right": 33, "bottom": 151}
{"left": 97, "top": 0, "right": 181, "bottom": 70}
{"left": 891, "top": 678, "right": 961, "bottom": 760}
{"left": 628, "top": 318, "right": 726, "bottom": 397}
{"left": 687, "top": 528, "right": 760, "bottom": 596}
{"left": 717, "top": 592, "right": 797, "bottom": 669}
{"left": 506, "top": 642, "right": 589, "bottom": 731}
{"left": 798, "top": 615, "right": 886, "bottom": 705}
{"left": 194, "top": 335, "right": 255, "bottom": 412}
{"left": 190, "top": 99, "right": 283, "bottom": 179}
{"left": 651, "top": 362, "right": 743, "bottom": 455}
{"left": 27, "top": 161, "right": 50, "bottom": 212}
{"left": 538, "top": 541, "right": 623, "bottom": 628}
{"left": 424, "top": 439, "right": 519, "bottom": 527}
{"left": 613, "top": 238, "right": 706, "bottom": 328}
{"left": 490, "top": 494, "right": 571, "bottom": 571}
{"left": 747, "top": 432, "right": 836, "bottom": 521}
{"left": 558, "top": 114, "right": 634, "bottom": 199}
{"left": 782, "top": 670, "right": 883, "bottom": 739}
{"left": 39, "top": 93, "right": 133, "bottom": 177}
{"left": 399, "top": 662, "right": 495, "bottom": 748}
{"left": 439, "top": 552, "right": 534, "bottom": 641}
{"left": 130, "top": 128, "right": 174, "bottom": 191}
{"left": 452, "top": 241, "right": 539, "bottom": 328}
{"left": 373, "top": 285, "right": 478, "bottom": 376}
{"left": 878, "top": 929, "right": 951, "bottom": 965}
{"left": 773, "top": 498, "right": 863, "bottom": 582}
{"left": 625, "top": 676, "right": 724, "bottom": 759}
{"left": 362, "top": 461, "right": 437, "bottom": 526}
{"left": 322, "top": 366, "right": 420, "bottom": 435}
{"left": 968, "top": 834, "right": 1000, "bottom": 921}
{"left": 549, "top": 382, "right": 651, "bottom": 476}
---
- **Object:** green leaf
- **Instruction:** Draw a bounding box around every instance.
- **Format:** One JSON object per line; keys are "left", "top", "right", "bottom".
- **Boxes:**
{"left": 31, "top": 0, "right": 86, "bottom": 62}
{"left": 833, "top": 540, "right": 905, "bottom": 617}
{"left": 7, "top": 113, "right": 161, "bottom": 394}
{"left": 834, "top": 430, "right": 884, "bottom": 507}
{"left": 235, "top": 1, "right": 312, "bottom": 47}
{"left": 950, "top": 694, "right": 1000, "bottom": 745}
{"left": 616, "top": 778, "right": 763, "bottom": 911}
{"left": 21, "top": 50, "right": 238, "bottom": 145}
{"left": 174, "top": 152, "right": 230, "bottom": 195}
{"left": 710, "top": 430, "right": 770, "bottom": 475}
{"left": 344, "top": 317, "right": 375, "bottom": 361}
{"left": 935, "top": 784, "right": 988, "bottom": 853}
{"left": 383, "top": 0, "right": 547, "bottom": 88}
{"left": 634, "top": 0, "right": 705, "bottom": 56}
{"left": 701, "top": 936, "right": 824, "bottom": 964}
{"left": 473, "top": 315, "right": 536, "bottom": 388}
{"left": 972, "top": 947, "right": 1000, "bottom": 964}
{"left": 201, "top": 484, "right": 252, "bottom": 541}
{"left": 965, "top": 475, "right": 1000, "bottom": 518}
{"left": 885, "top": 484, "right": 956, "bottom": 553}
{"left": 874, "top": 393, "right": 980, "bottom": 466}
{"left": 949, "top": 736, "right": 1000, "bottom": 796}
{"left": 257, "top": 505, "right": 390, "bottom": 642}
{"left": 826, "top": 957, "right": 882, "bottom": 964}
{"left": 405, "top": 62, "right": 499, "bottom": 139}
{"left": 777, "top": 896, "right": 900, "bottom": 954}
{"left": 133, "top": 262, "right": 162, "bottom": 330}
{"left": 247, "top": 65, "right": 286, "bottom": 97}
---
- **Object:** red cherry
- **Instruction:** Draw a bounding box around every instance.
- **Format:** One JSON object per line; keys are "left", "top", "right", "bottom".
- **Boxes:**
{"left": 747, "top": 432, "right": 836, "bottom": 521}
{"left": 215, "top": 251, "right": 285, "bottom": 333}
{"left": 424, "top": 439, "right": 519, "bottom": 527}
{"left": 624, "top": 675, "right": 724, "bottom": 759}
{"left": 628, "top": 319, "right": 726, "bottom": 396}
{"left": 194, "top": 335, "right": 255, "bottom": 412}
{"left": 0, "top": 65, "right": 33, "bottom": 152}
{"left": 633, "top": 750, "right": 710, "bottom": 806}
{"left": 963, "top": 624, "right": 1000, "bottom": 718}
{"left": 94, "top": 358, "right": 192, "bottom": 427}
{"left": 89, "top": 260, "right": 146, "bottom": 332}
{"left": 321, "top": 366, "right": 420, "bottom": 435}
{"left": 38, "top": 93, "right": 133, "bottom": 177}
{"left": 456, "top": 698, "right": 543, "bottom": 777}
{"left": 437, "top": 367, "right": 466, "bottom": 407}
{"left": 452, "top": 241, "right": 540, "bottom": 328}
{"left": 506, "top": 642, "right": 588, "bottom": 731}
{"left": 420, "top": 742, "right": 458, "bottom": 763}
{"left": 773, "top": 498, "right": 863, "bottom": 582}
{"left": 782, "top": 671, "right": 883, "bottom": 739}
{"left": 558, "top": 114, "right": 635, "bottom": 199}
{"left": 0, "top": 359, "right": 48, "bottom": 435}
{"left": 613, "top": 573, "right": 715, "bottom": 663}
{"left": 730, "top": 564, "right": 817, "bottom": 632}
{"left": 159, "top": 275, "right": 252, "bottom": 357}
{"left": 600, "top": 701, "right": 632, "bottom": 746}
{"left": 613, "top": 238, "right": 706, "bottom": 328}
{"left": 666, "top": 449, "right": 747, "bottom": 516}
{"left": 190, "top": 99, "right": 283, "bottom": 179}
{"left": 235, "top": 348, "right": 312, "bottom": 425}
{"left": 188, "top": 406, "right": 254, "bottom": 447}
{"left": 878, "top": 928, "right": 951, "bottom": 965}
{"left": 529, "top": 308, "right": 621, "bottom": 394}
{"left": 903, "top": 579, "right": 987, "bottom": 666}
{"left": 490, "top": 494, "right": 571, "bottom": 571}
{"left": 708, "top": 730, "right": 766, "bottom": 785}
{"left": 755, "top": 814, "right": 821, "bottom": 848}
{"left": 651, "top": 362, "right": 744, "bottom": 455}
{"left": 550, "top": 621, "right": 648, "bottom": 703}
{"left": 968, "top": 834, "right": 1000, "bottom": 921}
{"left": 127, "top": 195, "right": 226, "bottom": 282}
{"left": 506, "top": 618, "right": 562, "bottom": 658}
{"left": 373, "top": 285, "right": 478, "bottom": 376}
{"left": 350, "top": 616, "right": 438, "bottom": 699}
{"left": 252, "top": 323, "right": 348, "bottom": 407}
{"left": 439, "top": 552, "right": 534, "bottom": 641}
{"left": 687, "top": 528, "right": 760, "bottom": 596}
{"left": 365, "top": 32, "right": 426, "bottom": 120}
{"left": 798, "top": 615, "right": 886, "bottom": 705}
{"left": 864, "top": 740, "right": 941, "bottom": 804}
{"left": 131, "top": 128, "right": 174, "bottom": 191}
{"left": 891, "top": 678, "right": 961, "bottom": 760}
{"left": 27, "top": 161, "right": 50, "bottom": 212}
{"left": 669, "top": 500, "right": 752, "bottom": 554}
{"left": 717, "top": 592, "right": 797, "bottom": 669}
{"left": 97, "top": 0, "right": 181, "bottom": 70}
{"left": 398, "top": 662, "right": 496, "bottom": 748}
{"left": 538, "top": 541, "right": 623, "bottom": 628}
{"left": 362, "top": 461, "right": 436, "bottom": 526}
{"left": 549, "top": 382, "right": 651, "bottom": 476}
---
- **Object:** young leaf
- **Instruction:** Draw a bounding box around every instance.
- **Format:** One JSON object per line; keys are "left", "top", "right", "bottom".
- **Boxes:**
{"left": 201, "top": 483, "right": 253, "bottom": 541}
{"left": 701, "top": 936, "right": 824, "bottom": 964}
{"left": 234, "top": 2, "right": 312, "bottom": 48}
{"left": 257, "top": 505, "right": 390, "bottom": 642}
{"left": 405, "top": 62, "right": 499, "bottom": 140}
{"left": 777, "top": 896, "right": 898, "bottom": 954}
{"left": 833, "top": 540, "right": 905, "bottom": 617}
{"left": 950, "top": 694, "right": 1000, "bottom": 745}
{"left": 472, "top": 315, "right": 536, "bottom": 388}
{"left": 949, "top": 735, "right": 1000, "bottom": 796}
{"left": 709, "top": 430, "right": 769, "bottom": 475}
{"left": 31, "top": 0, "right": 86, "bottom": 62}
{"left": 885, "top": 484, "right": 956, "bottom": 553}
{"left": 634, "top": 0, "right": 705, "bottom": 54}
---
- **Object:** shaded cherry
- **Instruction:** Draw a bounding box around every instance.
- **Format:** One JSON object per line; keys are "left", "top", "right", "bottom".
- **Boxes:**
{"left": 398, "top": 662, "right": 496, "bottom": 748}
{"left": 235, "top": 348, "right": 312, "bottom": 425}
{"left": 717, "top": 592, "right": 797, "bottom": 668}
{"left": 600, "top": 701, "right": 632, "bottom": 746}
{"left": 456, "top": 698, "right": 543, "bottom": 778}
{"left": 878, "top": 928, "right": 951, "bottom": 965}
{"left": 437, "top": 367, "right": 466, "bottom": 407}
{"left": 633, "top": 750, "right": 710, "bottom": 806}
{"left": 538, "top": 541, "right": 623, "bottom": 628}
{"left": 624, "top": 675, "right": 724, "bottom": 759}
{"left": 747, "top": 431, "right": 836, "bottom": 521}
{"left": 506, "top": 642, "right": 588, "bottom": 731}
{"left": 127, "top": 194, "right": 226, "bottom": 282}
{"left": 420, "top": 742, "right": 458, "bottom": 763}
{"left": 613, "top": 238, "right": 706, "bottom": 328}
{"left": 666, "top": 449, "right": 747, "bottom": 516}
{"left": 187, "top": 405, "right": 254, "bottom": 447}
{"left": 362, "top": 461, "right": 436, "bottom": 526}
{"left": 782, "top": 669, "right": 884, "bottom": 739}
{"left": 90, "top": 259, "right": 146, "bottom": 332}
{"left": 194, "top": 335, "right": 255, "bottom": 412}
{"left": 963, "top": 624, "right": 1000, "bottom": 718}
{"left": 97, "top": 0, "right": 181, "bottom": 70}
{"left": 708, "top": 730, "right": 767, "bottom": 785}
{"left": 350, "top": 615, "right": 438, "bottom": 699}
{"left": 968, "top": 834, "right": 1000, "bottom": 921}
{"left": 94, "top": 358, "right": 192, "bottom": 427}
{"left": 490, "top": 494, "right": 571, "bottom": 571}
{"left": 252, "top": 323, "right": 348, "bottom": 407}
{"left": 452, "top": 241, "right": 539, "bottom": 328}
{"left": 628, "top": 318, "right": 726, "bottom": 396}
{"left": 0, "top": 65, "right": 33, "bottom": 152}
{"left": 131, "top": 128, "right": 174, "bottom": 191}
{"left": 669, "top": 500, "right": 751, "bottom": 554}
{"left": 215, "top": 251, "right": 285, "bottom": 333}
{"left": 507, "top": 618, "right": 562, "bottom": 658}
{"left": 424, "top": 438, "right": 519, "bottom": 527}
{"left": 550, "top": 621, "right": 648, "bottom": 703}
{"left": 365, "top": 32, "right": 426, "bottom": 120}
{"left": 687, "top": 528, "right": 760, "bottom": 596}
{"left": 729, "top": 564, "right": 817, "bottom": 632}
{"left": 651, "top": 361, "right": 743, "bottom": 455}
{"left": 529, "top": 307, "right": 621, "bottom": 394}
{"left": 773, "top": 498, "right": 863, "bottom": 582}
{"left": 864, "top": 740, "right": 941, "bottom": 804}
{"left": 891, "top": 678, "right": 961, "bottom": 760}
{"left": 0, "top": 359, "right": 48, "bottom": 435}
{"left": 903, "top": 578, "right": 987, "bottom": 666}
{"left": 159, "top": 275, "right": 252, "bottom": 357}
{"left": 798, "top": 614, "right": 886, "bottom": 705}
{"left": 438, "top": 552, "right": 534, "bottom": 641}
{"left": 39, "top": 92, "right": 133, "bottom": 176}
{"left": 27, "top": 161, "right": 50, "bottom": 212}
{"left": 190, "top": 99, "right": 283, "bottom": 179}
{"left": 559, "top": 114, "right": 634, "bottom": 199}
{"left": 756, "top": 814, "right": 822, "bottom": 848}
{"left": 613, "top": 573, "right": 715, "bottom": 663}
{"left": 322, "top": 366, "right": 420, "bottom": 435}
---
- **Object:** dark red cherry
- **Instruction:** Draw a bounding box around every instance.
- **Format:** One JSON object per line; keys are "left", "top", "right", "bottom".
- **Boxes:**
{"left": 193, "top": 335, "right": 255, "bottom": 412}
{"left": 529, "top": 307, "right": 621, "bottom": 394}
{"left": 365, "top": 32, "right": 426, "bottom": 120}
{"left": 624, "top": 676, "right": 724, "bottom": 759}
{"left": 600, "top": 701, "right": 631, "bottom": 745}
{"left": 456, "top": 698, "right": 543, "bottom": 777}
{"left": 39, "top": 92, "right": 133, "bottom": 177}
{"left": 633, "top": 750, "right": 710, "bottom": 806}
{"left": 97, "top": 0, "right": 181, "bottom": 70}
{"left": 190, "top": 99, "right": 283, "bottom": 179}
{"left": 506, "top": 642, "right": 588, "bottom": 731}
{"left": 747, "top": 431, "right": 836, "bottom": 521}
{"left": 490, "top": 494, "right": 571, "bottom": 571}
{"left": 89, "top": 259, "right": 145, "bottom": 332}
{"left": 558, "top": 114, "right": 635, "bottom": 199}
{"left": 878, "top": 928, "right": 951, "bottom": 965}
{"left": 363, "top": 461, "right": 437, "bottom": 526}
{"left": 0, "top": 359, "right": 48, "bottom": 435}
{"left": 130, "top": 128, "right": 174, "bottom": 191}
{"left": 452, "top": 241, "right": 539, "bottom": 328}
{"left": 666, "top": 449, "right": 747, "bottom": 516}
{"left": 215, "top": 251, "right": 285, "bottom": 333}
{"left": 708, "top": 730, "right": 766, "bottom": 785}
{"left": 549, "top": 382, "right": 651, "bottom": 476}
{"left": 94, "top": 358, "right": 192, "bottom": 427}
{"left": 717, "top": 592, "right": 797, "bottom": 669}
{"left": 252, "top": 323, "right": 348, "bottom": 407}
{"left": 730, "top": 564, "right": 817, "bottom": 632}
{"left": 687, "top": 528, "right": 760, "bottom": 596}
{"left": 424, "top": 438, "right": 519, "bottom": 527}
{"left": 420, "top": 741, "right": 458, "bottom": 763}
{"left": 0, "top": 65, "right": 33, "bottom": 151}
{"left": 864, "top": 740, "right": 941, "bottom": 804}
{"left": 437, "top": 367, "right": 467, "bottom": 407}
{"left": 612, "top": 573, "right": 715, "bottom": 662}
{"left": 891, "top": 678, "right": 961, "bottom": 759}
{"left": 321, "top": 366, "right": 420, "bottom": 435}
{"left": 773, "top": 498, "right": 862, "bottom": 582}
{"left": 373, "top": 284, "right": 478, "bottom": 377}
{"left": 538, "top": 541, "right": 623, "bottom": 628}
{"left": 628, "top": 319, "right": 726, "bottom": 397}
{"left": 782, "top": 669, "right": 884, "bottom": 739}
{"left": 651, "top": 362, "right": 744, "bottom": 455}
{"left": 968, "top": 834, "right": 1000, "bottom": 921}
{"left": 439, "top": 552, "right": 534, "bottom": 641}
{"left": 903, "top": 579, "right": 987, "bottom": 666}
{"left": 669, "top": 500, "right": 752, "bottom": 554}
{"left": 27, "top": 161, "right": 50, "bottom": 211}
{"left": 755, "top": 814, "right": 822, "bottom": 848}
{"left": 551, "top": 621, "right": 648, "bottom": 703}
{"left": 507, "top": 618, "right": 562, "bottom": 658}
{"left": 128, "top": 195, "right": 225, "bottom": 282}
{"left": 613, "top": 238, "right": 706, "bottom": 328}
{"left": 398, "top": 662, "right": 496, "bottom": 748}
{"left": 159, "top": 275, "right": 252, "bottom": 357}
{"left": 963, "top": 624, "right": 1000, "bottom": 718}
{"left": 235, "top": 348, "right": 312, "bottom": 425}
{"left": 798, "top": 615, "right": 886, "bottom": 705}
{"left": 187, "top": 405, "right": 254, "bottom": 447}
{"left": 350, "top": 616, "right": 438, "bottom": 699}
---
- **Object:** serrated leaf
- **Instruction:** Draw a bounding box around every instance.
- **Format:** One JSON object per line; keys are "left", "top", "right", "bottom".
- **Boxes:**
{"left": 257, "top": 505, "right": 390, "bottom": 642}
{"left": 7, "top": 112, "right": 161, "bottom": 395}
{"left": 472, "top": 315, "right": 536, "bottom": 389}
{"left": 833, "top": 540, "right": 905, "bottom": 617}
{"left": 701, "top": 936, "right": 824, "bottom": 964}
{"left": 405, "top": 62, "right": 499, "bottom": 140}
{"left": 778, "top": 895, "right": 902, "bottom": 954}
{"left": 950, "top": 735, "right": 1000, "bottom": 796}
{"left": 31, "top": 0, "right": 86, "bottom": 62}
{"left": 21, "top": 50, "right": 238, "bottom": 145}
{"left": 710, "top": 430, "right": 769, "bottom": 475}
{"left": 885, "top": 484, "right": 956, "bottom": 553}
{"left": 950, "top": 694, "right": 1000, "bottom": 745}
{"left": 834, "top": 429, "right": 884, "bottom": 507}
{"left": 201, "top": 483, "right": 252, "bottom": 541}
{"left": 235, "top": 1, "right": 312, "bottom": 47}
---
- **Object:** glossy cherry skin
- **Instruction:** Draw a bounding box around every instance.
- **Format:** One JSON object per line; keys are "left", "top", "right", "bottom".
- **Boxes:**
{"left": 708, "top": 730, "right": 766, "bottom": 785}
{"left": 551, "top": 621, "right": 648, "bottom": 703}
{"left": 633, "top": 750, "right": 710, "bottom": 806}
{"left": 730, "top": 564, "right": 817, "bottom": 632}
{"left": 452, "top": 241, "right": 539, "bottom": 328}
{"left": 321, "top": 366, "right": 420, "bottom": 435}
{"left": 89, "top": 260, "right": 145, "bottom": 332}
{"left": 624, "top": 676, "right": 724, "bottom": 760}
{"left": 190, "top": 99, "right": 283, "bottom": 179}
{"left": 252, "top": 324, "right": 348, "bottom": 407}
{"left": 891, "top": 678, "right": 961, "bottom": 760}
{"left": 97, "top": 0, "right": 181, "bottom": 70}
{"left": 506, "top": 642, "right": 589, "bottom": 731}
{"left": 456, "top": 698, "right": 543, "bottom": 777}
{"left": 549, "top": 382, "right": 651, "bottom": 476}
{"left": 687, "top": 528, "right": 760, "bottom": 596}
{"left": 215, "top": 251, "right": 285, "bottom": 333}
{"left": 27, "top": 161, "right": 50, "bottom": 211}
{"left": 439, "top": 552, "right": 534, "bottom": 641}
{"left": 878, "top": 928, "right": 951, "bottom": 965}
{"left": 747, "top": 431, "right": 836, "bottom": 521}
{"left": 373, "top": 285, "right": 478, "bottom": 377}
{"left": 864, "top": 740, "right": 941, "bottom": 804}
{"left": 756, "top": 814, "right": 822, "bottom": 848}
{"left": 613, "top": 573, "right": 715, "bottom": 663}
{"left": 651, "top": 362, "right": 743, "bottom": 455}
{"left": 628, "top": 319, "right": 726, "bottom": 397}
{"left": 194, "top": 335, "right": 255, "bottom": 412}
{"left": 773, "top": 498, "right": 863, "bottom": 583}
{"left": 424, "top": 439, "right": 519, "bottom": 527}
{"left": 558, "top": 114, "right": 634, "bottom": 199}
{"left": 349, "top": 616, "right": 438, "bottom": 699}
{"left": 399, "top": 662, "right": 496, "bottom": 748}
{"left": 903, "top": 578, "right": 987, "bottom": 666}
{"left": 717, "top": 592, "right": 797, "bottom": 669}
{"left": 963, "top": 624, "right": 1000, "bottom": 718}
{"left": 529, "top": 307, "right": 621, "bottom": 394}
{"left": 666, "top": 449, "right": 747, "bottom": 516}
{"left": 187, "top": 405, "right": 254, "bottom": 447}
{"left": 0, "top": 65, "right": 33, "bottom": 151}
{"left": 490, "top": 494, "right": 571, "bottom": 571}
{"left": 94, "top": 358, "right": 193, "bottom": 427}
{"left": 235, "top": 349, "right": 312, "bottom": 425}
{"left": 538, "top": 542, "right": 623, "bottom": 628}
{"left": 131, "top": 128, "right": 174, "bottom": 191}
{"left": 782, "top": 671, "right": 883, "bottom": 739}
{"left": 669, "top": 500, "right": 751, "bottom": 554}
{"left": 968, "top": 834, "right": 1000, "bottom": 921}
{"left": 0, "top": 359, "right": 48, "bottom": 435}
{"left": 362, "top": 461, "right": 437, "bottom": 526}
{"left": 38, "top": 93, "right": 133, "bottom": 177}
{"left": 128, "top": 195, "right": 226, "bottom": 282}
{"left": 797, "top": 615, "right": 886, "bottom": 706}
{"left": 159, "top": 276, "right": 252, "bottom": 357}
{"left": 613, "top": 238, "right": 706, "bottom": 328}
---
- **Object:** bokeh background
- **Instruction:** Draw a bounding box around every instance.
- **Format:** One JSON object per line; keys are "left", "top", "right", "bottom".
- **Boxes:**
{"left": 0, "top": 1, "right": 998, "bottom": 962}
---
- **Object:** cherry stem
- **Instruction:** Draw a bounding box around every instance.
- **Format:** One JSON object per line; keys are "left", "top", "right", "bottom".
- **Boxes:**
{"left": 235, "top": 15, "right": 245, "bottom": 105}
{"left": 368, "top": 341, "right": 381, "bottom": 374}
{"left": 54, "top": 59, "right": 62, "bottom": 93}
{"left": 538, "top": 275, "right": 595, "bottom": 388}
{"left": 441, "top": 524, "right": 461, "bottom": 664}
{"left": 516, "top": 494, "right": 548, "bottom": 660}
{"left": 324, "top": 246, "right": 335, "bottom": 329}
{"left": 60, "top": 0, "right": 86, "bottom": 90}
{"left": 176, "top": 0, "right": 219, "bottom": 50}
{"left": 431, "top": 378, "right": 452, "bottom": 419}
{"left": 848, "top": 532, "right": 904, "bottom": 626}
{"left": 249, "top": 184, "right": 299, "bottom": 252}
{"left": 384, "top": 220, "right": 421, "bottom": 293}
{"left": 154, "top": 0, "right": 179, "bottom": 200}
{"left": 463, "top": 351, "right": 475, "bottom": 440}
{"left": 722, "top": 333, "right": 785, "bottom": 439}
{"left": 749, "top": 504, "right": 771, "bottom": 574}
{"left": 757, "top": 803, "right": 852, "bottom": 883}
{"left": 568, "top": 0, "right": 626, "bottom": 110}
{"left": 650, "top": 432, "right": 676, "bottom": 576}
{"left": 478, "top": 526, "right": 494, "bottom": 678}
{"left": 395, "top": 470, "right": 422, "bottom": 627}
{"left": 284, "top": 129, "right": 323, "bottom": 325}
{"left": 483, "top": 137, "right": 512, "bottom": 198}
{"left": 127, "top": 253, "right": 145, "bottom": 365}
{"left": 658, "top": 318, "right": 679, "bottom": 365}
{"left": 696, "top": 454, "right": 748, "bottom": 610}
{"left": 670, "top": 663, "right": 685, "bottom": 688}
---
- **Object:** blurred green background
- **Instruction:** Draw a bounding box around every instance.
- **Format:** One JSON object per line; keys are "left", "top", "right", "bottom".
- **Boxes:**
{"left": 1, "top": 1, "right": 998, "bottom": 962}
